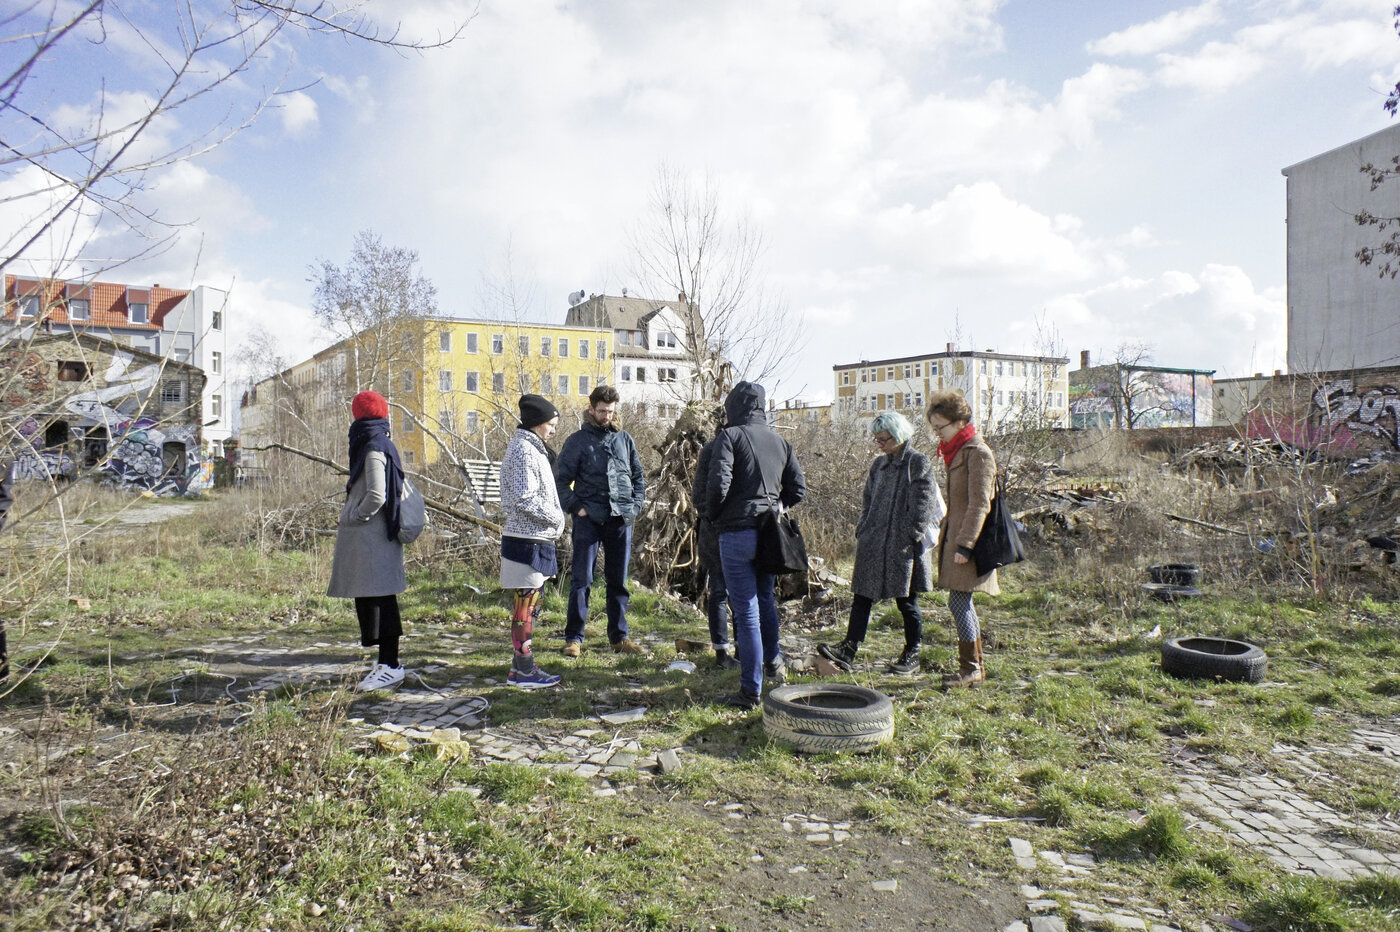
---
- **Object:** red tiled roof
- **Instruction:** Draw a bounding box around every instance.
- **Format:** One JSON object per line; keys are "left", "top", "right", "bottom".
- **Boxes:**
{"left": 3, "top": 275, "right": 188, "bottom": 330}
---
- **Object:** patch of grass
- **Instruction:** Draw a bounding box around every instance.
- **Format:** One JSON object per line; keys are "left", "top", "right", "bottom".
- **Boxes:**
{"left": 1246, "top": 877, "right": 1349, "bottom": 932}
{"left": 761, "top": 893, "right": 813, "bottom": 916}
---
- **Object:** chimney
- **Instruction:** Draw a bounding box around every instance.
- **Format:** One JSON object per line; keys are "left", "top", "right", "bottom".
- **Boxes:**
{"left": 1080, "top": 350, "right": 1091, "bottom": 369}
{"left": 946, "top": 342, "right": 953, "bottom": 353}
{"left": 1274, "top": 369, "right": 1281, "bottom": 377}
{"left": 678, "top": 292, "right": 687, "bottom": 303}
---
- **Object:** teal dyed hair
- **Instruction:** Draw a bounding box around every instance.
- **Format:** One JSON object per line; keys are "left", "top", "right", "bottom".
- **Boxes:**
{"left": 870, "top": 411, "right": 913, "bottom": 445}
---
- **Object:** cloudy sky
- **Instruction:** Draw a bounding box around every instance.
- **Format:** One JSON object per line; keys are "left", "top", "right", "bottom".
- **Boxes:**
{"left": 7, "top": 0, "right": 1400, "bottom": 403}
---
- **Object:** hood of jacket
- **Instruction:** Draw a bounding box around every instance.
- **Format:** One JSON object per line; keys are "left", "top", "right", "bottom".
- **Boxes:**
{"left": 724, "top": 381, "right": 767, "bottom": 427}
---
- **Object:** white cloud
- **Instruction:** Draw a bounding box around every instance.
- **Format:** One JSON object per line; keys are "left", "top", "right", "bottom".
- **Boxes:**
{"left": 1157, "top": 40, "right": 1267, "bottom": 93}
{"left": 276, "top": 91, "right": 318, "bottom": 136}
{"left": 1088, "top": 2, "right": 1222, "bottom": 57}
{"left": 872, "top": 182, "right": 1110, "bottom": 284}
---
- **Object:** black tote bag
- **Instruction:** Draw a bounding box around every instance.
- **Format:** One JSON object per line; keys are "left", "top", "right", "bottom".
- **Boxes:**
{"left": 971, "top": 475, "right": 1026, "bottom": 575}
{"left": 756, "top": 508, "right": 808, "bottom": 575}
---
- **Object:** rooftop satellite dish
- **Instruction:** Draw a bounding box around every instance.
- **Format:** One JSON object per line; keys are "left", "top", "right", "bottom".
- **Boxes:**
{"left": 568, "top": 290, "right": 586, "bottom": 307}
{"left": 621, "top": 287, "right": 628, "bottom": 297}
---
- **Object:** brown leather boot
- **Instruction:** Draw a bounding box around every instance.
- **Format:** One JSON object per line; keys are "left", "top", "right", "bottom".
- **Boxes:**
{"left": 942, "top": 639, "right": 984, "bottom": 688}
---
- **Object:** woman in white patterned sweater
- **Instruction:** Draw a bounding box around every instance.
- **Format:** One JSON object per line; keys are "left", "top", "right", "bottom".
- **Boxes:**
{"left": 498, "top": 394, "right": 566, "bottom": 689}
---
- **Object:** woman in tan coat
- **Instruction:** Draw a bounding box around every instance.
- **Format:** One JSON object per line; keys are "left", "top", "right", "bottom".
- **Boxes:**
{"left": 927, "top": 390, "right": 998, "bottom": 687}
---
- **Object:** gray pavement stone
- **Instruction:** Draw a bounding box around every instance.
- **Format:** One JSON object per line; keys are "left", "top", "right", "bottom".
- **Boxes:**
{"left": 1029, "top": 918, "right": 1067, "bottom": 932}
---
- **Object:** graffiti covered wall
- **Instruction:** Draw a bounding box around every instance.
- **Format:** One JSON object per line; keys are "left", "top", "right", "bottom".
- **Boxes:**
{"left": 1069, "top": 366, "right": 1214, "bottom": 429}
{"left": 1245, "top": 368, "right": 1400, "bottom": 454}
{"left": 1, "top": 333, "right": 212, "bottom": 494}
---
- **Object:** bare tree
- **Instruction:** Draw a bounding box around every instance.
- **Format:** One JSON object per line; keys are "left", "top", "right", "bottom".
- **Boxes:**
{"left": 1109, "top": 342, "right": 1172, "bottom": 430}
{"left": 630, "top": 166, "right": 800, "bottom": 404}
{"left": 2, "top": 2, "right": 467, "bottom": 280}
{"left": 309, "top": 230, "right": 440, "bottom": 396}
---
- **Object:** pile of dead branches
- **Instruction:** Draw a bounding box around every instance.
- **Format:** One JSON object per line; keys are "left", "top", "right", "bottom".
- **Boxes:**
{"left": 631, "top": 408, "right": 711, "bottom": 597}
{"left": 1172, "top": 437, "right": 1311, "bottom": 472}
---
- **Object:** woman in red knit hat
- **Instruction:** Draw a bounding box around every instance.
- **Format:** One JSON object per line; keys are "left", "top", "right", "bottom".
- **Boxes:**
{"left": 327, "top": 390, "right": 411, "bottom": 690}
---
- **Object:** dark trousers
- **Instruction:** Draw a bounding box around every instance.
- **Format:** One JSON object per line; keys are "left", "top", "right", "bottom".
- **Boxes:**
{"left": 355, "top": 595, "right": 401, "bottom": 666}
{"left": 565, "top": 516, "right": 632, "bottom": 644}
{"left": 846, "top": 590, "right": 923, "bottom": 649}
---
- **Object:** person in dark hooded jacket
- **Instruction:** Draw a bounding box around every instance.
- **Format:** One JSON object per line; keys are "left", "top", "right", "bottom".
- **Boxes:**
{"left": 705, "top": 381, "right": 807, "bottom": 709}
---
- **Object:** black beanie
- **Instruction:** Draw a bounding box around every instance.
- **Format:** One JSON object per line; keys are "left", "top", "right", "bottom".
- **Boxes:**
{"left": 518, "top": 393, "right": 559, "bottom": 429}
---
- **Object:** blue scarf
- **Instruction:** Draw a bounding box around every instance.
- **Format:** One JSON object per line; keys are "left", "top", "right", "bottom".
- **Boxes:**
{"left": 347, "top": 417, "right": 404, "bottom": 541}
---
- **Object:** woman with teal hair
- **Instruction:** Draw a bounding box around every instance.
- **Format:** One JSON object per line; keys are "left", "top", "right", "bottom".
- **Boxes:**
{"left": 819, "top": 411, "right": 944, "bottom": 674}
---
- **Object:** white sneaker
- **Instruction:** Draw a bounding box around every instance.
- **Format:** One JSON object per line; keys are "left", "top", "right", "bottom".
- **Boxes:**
{"left": 357, "top": 663, "right": 405, "bottom": 691}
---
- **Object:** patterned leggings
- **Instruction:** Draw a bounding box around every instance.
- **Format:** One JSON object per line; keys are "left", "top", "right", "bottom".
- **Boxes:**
{"left": 947, "top": 590, "right": 980, "bottom": 642}
{"left": 511, "top": 588, "right": 543, "bottom": 658}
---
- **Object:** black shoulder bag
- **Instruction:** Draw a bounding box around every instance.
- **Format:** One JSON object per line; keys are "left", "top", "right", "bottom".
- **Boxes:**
{"left": 971, "top": 473, "right": 1026, "bottom": 575}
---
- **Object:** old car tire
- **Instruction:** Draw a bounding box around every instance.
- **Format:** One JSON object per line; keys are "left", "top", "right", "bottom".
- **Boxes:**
{"left": 762, "top": 684, "right": 895, "bottom": 754}
{"left": 1142, "top": 583, "right": 1203, "bottom": 602}
{"left": 1161, "top": 636, "right": 1268, "bottom": 683}
{"left": 1148, "top": 563, "right": 1201, "bottom": 585}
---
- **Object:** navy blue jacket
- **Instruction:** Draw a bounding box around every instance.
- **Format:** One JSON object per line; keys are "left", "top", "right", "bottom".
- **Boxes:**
{"left": 554, "top": 416, "right": 646, "bottom": 525}
{"left": 705, "top": 381, "right": 806, "bottom": 531}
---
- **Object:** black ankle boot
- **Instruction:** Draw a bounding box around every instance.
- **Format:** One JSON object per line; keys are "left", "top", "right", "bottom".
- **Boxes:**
{"left": 817, "top": 639, "right": 858, "bottom": 672}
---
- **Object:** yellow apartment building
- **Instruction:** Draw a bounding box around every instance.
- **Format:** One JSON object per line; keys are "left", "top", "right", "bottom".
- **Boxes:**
{"left": 242, "top": 317, "right": 611, "bottom": 467}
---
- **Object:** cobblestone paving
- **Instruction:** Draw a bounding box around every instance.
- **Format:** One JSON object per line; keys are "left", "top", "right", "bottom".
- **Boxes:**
{"left": 1001, "top": 837, "right": 1188, "bottom": 932}
{"left": 1166, "top": 727, "right": 1400, "bottom": 881}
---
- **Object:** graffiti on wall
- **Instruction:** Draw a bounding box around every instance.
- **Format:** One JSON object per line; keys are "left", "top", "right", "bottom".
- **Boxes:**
{"left": 7, "top": 347, "right": 212, "bottom": 495}
{"left": 1070, "top": 370, "right": 1212, "bottom": 429}
{"left": 1314, "top": 380, "right": 1400, "bottom": 450}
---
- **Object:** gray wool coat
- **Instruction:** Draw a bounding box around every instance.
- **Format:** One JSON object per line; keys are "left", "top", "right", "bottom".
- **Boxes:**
{"left": 851, "top": 445, "right": 938, "bottom": 601}
{"left": 327, "top": 450, "right": 407, "bottom": 599}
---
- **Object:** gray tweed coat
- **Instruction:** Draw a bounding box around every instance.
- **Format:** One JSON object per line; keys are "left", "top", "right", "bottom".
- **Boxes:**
{"left": 851, "top": 445, "right": 938, "bottom": 601}
{"left": 327, "top": 450, "right": 407, "bottom": 598}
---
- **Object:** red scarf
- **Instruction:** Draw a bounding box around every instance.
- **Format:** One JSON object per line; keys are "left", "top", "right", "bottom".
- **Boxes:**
{"left": 939, "top": 423, "right": 977, "bottom": 467}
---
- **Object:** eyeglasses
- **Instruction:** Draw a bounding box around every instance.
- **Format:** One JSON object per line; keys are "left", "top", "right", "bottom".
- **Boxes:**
{"left": 929, "top": 420, "right": 954, "bottom": 433}
{"left": 873, "top": 434, "right": 896, "bottom": 446}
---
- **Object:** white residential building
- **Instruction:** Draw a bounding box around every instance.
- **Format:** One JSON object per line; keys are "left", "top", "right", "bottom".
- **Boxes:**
{"left": 564, "top": 292, "right": 702, "bottom": 420}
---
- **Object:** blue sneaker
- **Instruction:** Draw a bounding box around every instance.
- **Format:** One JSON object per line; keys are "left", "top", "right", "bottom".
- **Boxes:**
{"left": 507, "top": 665, "right": 561, "bottom": 690}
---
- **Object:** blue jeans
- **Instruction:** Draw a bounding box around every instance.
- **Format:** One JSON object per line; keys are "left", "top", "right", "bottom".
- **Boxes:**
{"left": 717, "top": 528, "right": 779, "bottom": 695}
{"left": 565, "top": 516, "right": 631, "bottom": 644}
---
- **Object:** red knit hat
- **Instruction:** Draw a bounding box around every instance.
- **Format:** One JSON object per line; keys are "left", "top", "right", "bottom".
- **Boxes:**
{"left": 351, "top": 390, "right": 388, "bottom": 420}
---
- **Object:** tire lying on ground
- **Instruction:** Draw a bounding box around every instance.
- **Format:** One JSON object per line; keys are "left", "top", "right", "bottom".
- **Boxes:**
{"left": 1161, "top": 636, "right": 1268, "bottom": 683}
{"left": 762, "top": 684, "right": 895, "bottom": 754}
{"left": 1142, "top": 582, "right": 1203, "bottom": 602}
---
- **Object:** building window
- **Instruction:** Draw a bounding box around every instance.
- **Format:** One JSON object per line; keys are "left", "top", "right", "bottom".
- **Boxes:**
{"left": 996, "top": 360, "right": 1004, "bottom": 375}
{"left": 466, "top": 332, "right": 478, "bottom": 353}
{"left": 465, "top": 371, "right": 479, "bottom": 393}
{"left": 656, "top": 331, "right": 677, "bottom": 348}
{"left": 438, "top": 410, "right": 453, "bottom": 431}
{"left": 542, "top": 372, "right": 553, "bottom": 394}
{"left": 211, "top": 310, "right": 222, "bottom": 331}
{"left": 466, "top": 410, "right": 479, "bottom": 432}
{"left": 161, "top": 380, "right": 185, "bottom": 404}
{"left": 492, "top": 372, "right": 505, "bottom": 393}
{"left": 621, "top": 365, "right": 631, "bottom": 381}
{"left": 129, "top": 302, "right": 148, "bottom": 324}
{"left": 579, "top": 375, "right": 590, "bottom": 395}
{"left": 519, "top": 372, "right": 530, "bottom": 393}
{"left": 904, "top": 365, "right": 912, "bottom": 379}
{"left": 211, "top": 351, "right": 221, "bottom": 374}
{"left": 440, "top": 331, "right": 452, "bottom": 352}
{"left": 68, "top": 298, "right": 89, "bottom": 320}
{"left": 540, "top": 336, "right": 551, "bottom": 357}
{"left": 930, "top": 361, "right": 939, "bottom": 376}
{"left": 492, "top": 334, "right": 504, "bottom": 354}
{"left": 402, "top": 413, "right": 414, "bottom": 433}
{"left": 439, "top": 370, "right": 452, "bottom": 392}
{"left": 841, "top": 372, "right": 850, "bottom": 386}
{"left": 596, "top": 340, "right": 606, "bottom": 360}
{"left": 212, "top": 394, "right": 223, "bottom": 418}
{"left": 860, "top": 370, "right": 867, "bottom": 383}
{"left": 619, "top": 330, "right": 631, "bottom": 347}
{"left": 914, "top": 391, "right": 924, "bottom": 409}
{"left": 402, "top": 372, "right": 415, "bottom": 391}
{"left": 558, "top": 338, "right": 569, "bottom": 357}
{"left": 57, "top": 361, "right": 90, "bottom": 382}
{"left": 885, "top": 366, "right": 894, "bottom": 381}
{"left": 659, "top": 367, "right": 677, "bottom": 382}
{"left": 558, "top": 374, "right": 569, "bottom": 395}
{"left": 578, "top": 340, "right": 589, "bottom": 359}
{"left": 636, "top": 367, "right": 647, "bottom": 382}
{"left": 19, "top": 295, "right": 39, "bottom": 318}
{"left": 404, "top": 450, "right": 415, "bottom": 464}
{"left": 997, "top": 390, "right": 1004, "bottom": 405}
{"left": 518, "top": 335, "right": 529, "bottom": 356}
{"left": 634, "top": 329, "right": 645, "bottom": 346}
